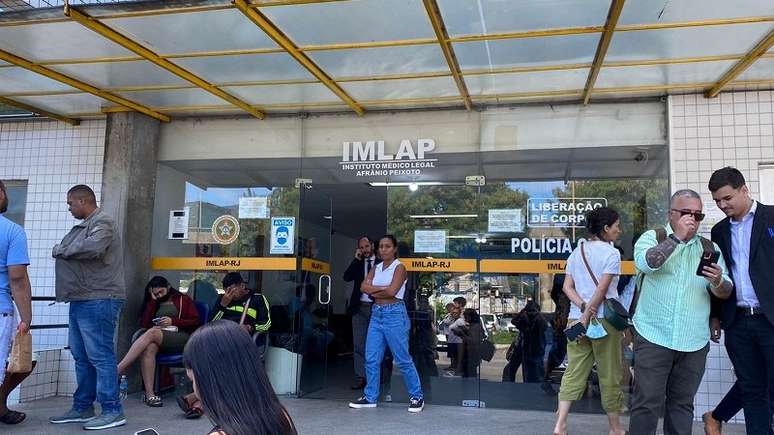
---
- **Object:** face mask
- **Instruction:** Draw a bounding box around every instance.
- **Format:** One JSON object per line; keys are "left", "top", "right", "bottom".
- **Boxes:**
{"left": 586, "top": 319, "right": 608, "bottom": 340}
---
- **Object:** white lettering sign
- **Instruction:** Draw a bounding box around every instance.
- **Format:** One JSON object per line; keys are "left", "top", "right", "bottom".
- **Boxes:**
{"left": 527, "top": 198, "right": 607, "bottom": 228}
{"left": 510, "top": 237, "right": 585, "bottom": 255}
{"left": 341, "top": 139, "right": 438, "bottom": 178}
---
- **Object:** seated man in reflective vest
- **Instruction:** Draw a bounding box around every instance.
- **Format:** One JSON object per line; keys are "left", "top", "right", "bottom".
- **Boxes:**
{"left": 177, "top": 272, "right": 271, "bottom": 419}
{"left": 210, "top": 272, "right": 271, "bottom": 346}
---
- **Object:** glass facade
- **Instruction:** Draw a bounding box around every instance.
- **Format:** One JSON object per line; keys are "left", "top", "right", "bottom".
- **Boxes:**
{"left": 148, "top": 104, "right": 669, "bottom": 410}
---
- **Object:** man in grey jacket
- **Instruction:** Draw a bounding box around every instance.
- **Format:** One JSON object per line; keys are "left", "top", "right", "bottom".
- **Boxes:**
{"left": 49, "top": 185, "right": 126, "bottom": 431}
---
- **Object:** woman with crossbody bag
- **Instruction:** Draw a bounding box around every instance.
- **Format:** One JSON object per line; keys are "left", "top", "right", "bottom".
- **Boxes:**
{"left": 553, "top": 207, "right": 626, "bottom": 435}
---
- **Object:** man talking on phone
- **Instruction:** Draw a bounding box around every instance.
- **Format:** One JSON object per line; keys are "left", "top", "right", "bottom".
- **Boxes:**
{"left": 629, "top": 189, "right": 733, "bottom": 435}
{"left": 343, "top": 237, "right": 381, "bottom": 390}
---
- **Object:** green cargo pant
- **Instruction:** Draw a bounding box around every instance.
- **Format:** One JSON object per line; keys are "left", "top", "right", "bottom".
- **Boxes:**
{"left": 558, "top": 318, "right": 624, "bottom": 413}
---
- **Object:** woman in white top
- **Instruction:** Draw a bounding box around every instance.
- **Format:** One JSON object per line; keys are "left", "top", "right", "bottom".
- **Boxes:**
{"left": 348, "top": 235, "right": 425, "bottom": 413}
{"left": 553, "top": 207, "right": 625, "bottom": 435}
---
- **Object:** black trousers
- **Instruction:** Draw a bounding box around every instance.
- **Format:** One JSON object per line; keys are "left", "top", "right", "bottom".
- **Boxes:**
{"left": 725, "top": 314, "right": 774, "bottom": 435}
{"left": 629, "top": 333, "right": 708, "bottom": 435}
{"left": 712, "top": 381, "right": 774, "bottom": 434}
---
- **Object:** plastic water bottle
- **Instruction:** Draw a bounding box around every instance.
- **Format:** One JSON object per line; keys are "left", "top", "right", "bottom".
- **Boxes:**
{"left": 119, "top": 375, "right": 128, "bottom": 401}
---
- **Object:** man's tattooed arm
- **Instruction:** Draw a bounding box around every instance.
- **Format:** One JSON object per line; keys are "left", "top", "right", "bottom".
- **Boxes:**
{"left": 645, "top": 238, "right": 680, "bottom": 269}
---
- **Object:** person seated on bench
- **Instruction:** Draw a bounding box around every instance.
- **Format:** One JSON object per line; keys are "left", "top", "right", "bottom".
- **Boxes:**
{"left": 177, "top": 272, "right": 271, "bottom": 419}
{"left": 117, "top": 276, "right": 201, "bottom": 407}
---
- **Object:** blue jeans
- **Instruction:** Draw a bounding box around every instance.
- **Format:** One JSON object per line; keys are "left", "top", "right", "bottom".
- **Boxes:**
{"left": 69, "top": 299, "right": 123, "bottom": 415}
{"left": 363, "top": 301, "right": 423, "bottom": 403}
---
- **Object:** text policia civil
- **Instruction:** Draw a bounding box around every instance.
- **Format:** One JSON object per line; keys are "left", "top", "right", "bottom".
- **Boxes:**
{"left": 340, "top": 138, "right": 437, "bottom": 177}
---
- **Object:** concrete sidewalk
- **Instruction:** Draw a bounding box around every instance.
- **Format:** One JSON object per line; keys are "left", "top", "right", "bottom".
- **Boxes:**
{"left": 9, "top": 395, "right": 746, "bottom": 434}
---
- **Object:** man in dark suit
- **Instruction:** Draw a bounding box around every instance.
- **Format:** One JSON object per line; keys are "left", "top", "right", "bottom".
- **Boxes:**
{"left": 707, "top": 167, "right": 774, "bottom": 435}
{"left": 343, "top": 237, "right": 380, "bottom": 390}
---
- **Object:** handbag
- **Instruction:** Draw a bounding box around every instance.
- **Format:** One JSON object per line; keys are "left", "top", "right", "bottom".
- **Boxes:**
{"left": 480, "top": 337, "right": 496, "bottom": 362}
{"left": 7, "top": 330, "right": 32, "bottom": 373}
{"left": 580, "top": 242, "right": 630, "bottom": 331}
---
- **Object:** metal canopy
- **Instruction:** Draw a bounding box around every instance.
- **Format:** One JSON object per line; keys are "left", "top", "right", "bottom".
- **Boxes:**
{"left": 0, "top": 0, "right": 773, "bottom": 123}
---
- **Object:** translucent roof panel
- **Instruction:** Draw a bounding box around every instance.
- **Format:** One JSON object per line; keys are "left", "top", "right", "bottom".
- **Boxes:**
{"left": 620, "top": 0, "right": 774, "bottom": 26}
{"left": 454, "top": 34, "right": 599, "bottom": 71}
{"left": 465, "top": 69, "right": 590, "bottom": 96}
{"left": 116, "top": 88, "right": 225, "bottom": 108}
{"left": 0, "top": 21, "right": 133, "bottom": 62}
{"left": 103, "top": 9, "right": 278, "bottom": 55}
{"left": 607, "top": 23, "right": 774, "bottom": 62}
{"left": 594, "top": 61, "right": 738, "bottom": 89}
{"left": 13, "top": 93, "right": 109, "bottom": 116}
{"left": 738, "top": 59, "right": 774, "bottom": 82}
{"left": 222, "top": 83, "right": 339, "bottom": 105}
{"left": 261, "top": 0, "right": 435, "bottom": 46}
{"left": 0, "top": 67, "right": 78, "bottom": 94}
{"left": 341, "top": 76, "right": 460, "bottom": 101}
{"left": 175, "top": 53, "right": 316, "bottom": 83}
{"left": 309, "top": 45, "right": 449, "bottom": 78}
{"left": 50, "top": 61, "right": 186, "bottom": 89}
{"left": 438, "top": 0, "right": 611, "bottom": 36}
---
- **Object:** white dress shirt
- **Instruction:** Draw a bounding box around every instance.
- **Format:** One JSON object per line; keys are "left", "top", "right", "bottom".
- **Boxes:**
{"left": 731, "top": 201, "right": 759, "bottom": 307}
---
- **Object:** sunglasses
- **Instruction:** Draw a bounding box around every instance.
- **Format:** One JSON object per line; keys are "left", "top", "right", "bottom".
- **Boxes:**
{"left": 671, "top": 209, "right": 705, "bottom": 222}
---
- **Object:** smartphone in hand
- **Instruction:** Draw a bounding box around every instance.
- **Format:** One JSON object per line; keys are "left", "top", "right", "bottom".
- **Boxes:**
{"left": 564, "top": 322, "right": 587, "bottom": 341}
{"left": 696, "top": 251, "right": 720, "bottom": 276}
{"left": 151, "top": 317, "right": 163, "bottom": 325}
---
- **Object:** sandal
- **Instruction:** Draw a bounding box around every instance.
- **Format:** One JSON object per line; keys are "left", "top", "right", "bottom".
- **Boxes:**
{"left": 0, "top": 410, "right": 26, "bottom": 424}
{"left": 185, "top": 405, "right": 204, "bottom": 419}
{"left": 176, "top": 395, "right": 191, "bottom": 413}
{"left": 143, "top": 394, "right": 163, "bottom": 407}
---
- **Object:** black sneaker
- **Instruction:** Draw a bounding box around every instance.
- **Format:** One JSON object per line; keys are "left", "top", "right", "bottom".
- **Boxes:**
{"left": 408, "top": 397, "right": 424, "bottom": 413}
{"left": 348, "top": 396, "right": 376, "bottom": 409}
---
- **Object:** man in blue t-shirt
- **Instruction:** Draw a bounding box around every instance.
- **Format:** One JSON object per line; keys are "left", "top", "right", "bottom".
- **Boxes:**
{"left": 0, "top": 180, "right": 33, "bottom": 424}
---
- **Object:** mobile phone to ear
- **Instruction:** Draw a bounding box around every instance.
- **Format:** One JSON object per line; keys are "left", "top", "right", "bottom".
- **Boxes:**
{"left": 696, "top": 251, "right": 720, "bottom": 276}
{"left": 134, "top": 429, "right": 159, "bottom": 435}
{"left": 564, "top": 322, "right": 587, "bottom": 342}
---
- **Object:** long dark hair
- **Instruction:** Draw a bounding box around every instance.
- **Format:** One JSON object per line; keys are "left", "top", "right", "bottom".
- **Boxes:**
{"left": 183, "top": 321, "right": 296, "bottom": 435}
{"left": 141, "top": 276, "right": 180, "bottom": 309}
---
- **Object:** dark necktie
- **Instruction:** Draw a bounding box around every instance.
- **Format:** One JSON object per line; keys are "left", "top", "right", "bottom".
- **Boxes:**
{"left": 365, "top": 259, "right": 373, "bottom": 302}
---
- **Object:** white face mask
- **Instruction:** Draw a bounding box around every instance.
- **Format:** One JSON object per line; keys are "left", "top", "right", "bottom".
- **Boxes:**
{"left": 585, "top": 319, "right": 608, "bottom": 340}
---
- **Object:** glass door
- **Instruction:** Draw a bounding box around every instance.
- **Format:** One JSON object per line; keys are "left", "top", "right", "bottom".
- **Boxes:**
{"left": 295, "top": 182, "right": 333, "bottom": 398}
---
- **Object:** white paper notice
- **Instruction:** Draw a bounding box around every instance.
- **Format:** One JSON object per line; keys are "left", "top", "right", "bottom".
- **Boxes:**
{"left": 700, "top": 201, "right": 726, "bottom": 236}
{"left": 414, "top": 230, "right": 447, "bottom": 253}
{"left": 168, "top": 208, "right": 189, "bottom": 240}
{"left": 239, "top": 196, "right": 269, "bottom": 219}
{"left": 488, "top": 209, "right": 523, "bottom": 233}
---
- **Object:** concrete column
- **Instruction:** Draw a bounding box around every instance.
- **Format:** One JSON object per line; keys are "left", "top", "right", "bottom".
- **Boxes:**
{"left": 100, "top": 112, "right": 161, "bottom": 389}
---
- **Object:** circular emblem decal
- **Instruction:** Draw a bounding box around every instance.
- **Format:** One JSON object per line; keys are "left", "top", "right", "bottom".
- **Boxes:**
{"left": 211, "top": 215, "right": 240, "bottom": 245}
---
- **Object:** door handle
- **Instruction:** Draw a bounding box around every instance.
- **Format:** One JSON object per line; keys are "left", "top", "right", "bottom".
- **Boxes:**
{"left": 318, "top": 274, "right": 331, "bottom": 305}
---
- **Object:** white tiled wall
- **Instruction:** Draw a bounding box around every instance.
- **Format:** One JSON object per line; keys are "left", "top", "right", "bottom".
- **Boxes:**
{"left": 0, "top": 119, "right": 106, "bottom": 404}
{"left": 669, "top": 90, "right": 774, "bottom": 423}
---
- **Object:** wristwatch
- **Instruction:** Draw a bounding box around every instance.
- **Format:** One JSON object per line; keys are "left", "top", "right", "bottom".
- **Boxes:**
{"left": 668, "top": 233, "right": 683, "bottom": 244}
{"left": 580, "top": 302, "right": 587, "bottom": 313}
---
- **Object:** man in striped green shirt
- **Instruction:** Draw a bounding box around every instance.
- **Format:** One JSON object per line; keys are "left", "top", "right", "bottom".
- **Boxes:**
{"left": 629, "top": 189, "right": 733, "bottom": 435}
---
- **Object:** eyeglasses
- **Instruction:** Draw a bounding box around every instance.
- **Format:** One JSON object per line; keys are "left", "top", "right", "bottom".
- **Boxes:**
{"left": 670, "top": 209, "right": 705, "bottom": 222}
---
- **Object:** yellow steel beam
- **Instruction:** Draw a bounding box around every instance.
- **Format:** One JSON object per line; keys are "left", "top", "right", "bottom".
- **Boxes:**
{"left": 77, "top": 78, "right": 774, "bottom": 116}
{"left": 705, "top": 27, "right": 774, "bottom": 98}
{"left": 422, "top": 0, "right": 472, "bottom": 110}
{"left": 0, "top": 96, "right": 80, "bottom": 125}
{"left": 233, "top": 0, "right": 364, "bottom": 115}
{"left": 0, "top": 49, "right": 169, "bottom": 122}
{"left": 4, "top": 51, "right": 772, "bottom": 100}
{"left": 64, "top": 4, "right": 265, "bottom": 120}
{"left": 582, "top": 0, "right": 626, "bottom": 105}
